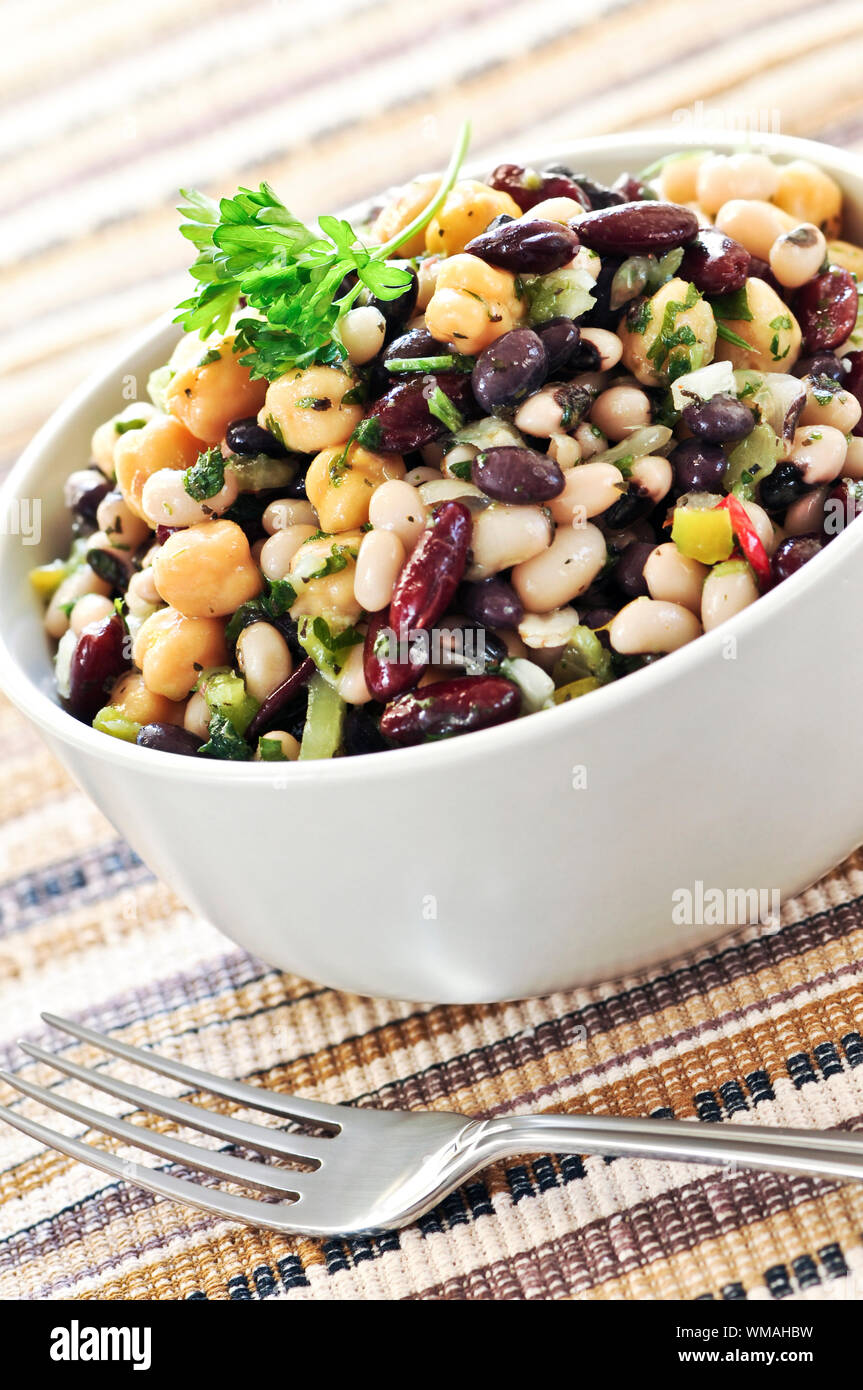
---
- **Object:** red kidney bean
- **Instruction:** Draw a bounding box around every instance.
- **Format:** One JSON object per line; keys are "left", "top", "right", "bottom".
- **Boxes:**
{"left": 368, "top": 373, "right": 473, "bottom": 452}
{"left": 389, "top": 500, "right": 472, "bottom": 634}
{"left": 226, "top": 417, "right": 288, "bottom": 457}
{"left": 758, "top": 462, "right": 809, "bottom": 514}
{"left": 155, "top": 524, "right": 180, "bottom": 545}
{"left": 571, "top": 201, "right": 699, "bottom": 256}
{"left": 535, "top": 316, "right": 581, "bottom": 373}
{"left": 471, "top": 329, "right": 548, "bottom": 411}
{"left": 380, "top": 675, "right": 520, "bottom": 745}
{"left": 612, "top": 172, "right": 653, "bottom": 202}
{"left": 679, "top": 228, "right": 751, "bottom": 295}
{"left": 460, "top": 575, "right": 524, "bottom": 629}
{"left": 247, "top": 656, "right": 315, "bottom": 738}
{"left": 472, "top": 445, "right": 564, "bottom": 503}
{"left": 770, "top": 534, "right": 824, "bottom": 583}
{"left": 464, "top": 219, "right": 579, "bottom": 275}
{"left": 488, "top": 163, "right": 590, "bottom": 213}
{"left": 843, "top": 350, "right": 863, "bottom": 436}
{"left": 682, "top": 393, "right": 755, "bottom": 444}
{"left": 747, "top": 255, "right": 787, "bottom": 299}
{"left": 64, "top": 469, "right": 112, "bottom": 522}
{"left": 137, "top": 723, "right": 207, "bottom": 756}
{"left": 795, "top": 266, "right": 858, "bottom": 353}
{"left": 363, "top": 609, "right": 427, "bottom": 701}
{"left": 67, "top": 614, "right": 130, "bottom": 722}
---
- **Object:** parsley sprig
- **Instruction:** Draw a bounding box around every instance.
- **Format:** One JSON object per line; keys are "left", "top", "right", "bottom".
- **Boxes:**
{"left": 174, "top": 122, "right": 471, "bottom": 380}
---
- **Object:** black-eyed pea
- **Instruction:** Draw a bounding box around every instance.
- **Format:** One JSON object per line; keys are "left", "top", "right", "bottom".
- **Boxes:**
{"left": 305, "top": 442, "right": 406, "bottom": 532}
{"left": 45, "top": 566, "right": 112, "bottom": 639}
{"left": 424, "top": 253, "right": 524, "bottom": 354}
{"left": 262, "top": 498, "right": 318, "bottom": 534}
{"left": 110, "top": 669, "right": 186, "bottom": 726}
{"left": 164, "top": 335, "right": 267, "bottom": 445}
{"left": 517, "top": 606, "right": 579, "bottom": 650}
{"left": 260, "top": 365, "right": 363, "bottom": 453}
{"left": 590, "top": 385, "right": 652, "bottom": 441}
{"left": 696, "top": 153, "right": 780, "bottom": 216}
{"left": 511, "top": 522, "right": 606, "bottom": 612}
{"left": 768, "top": 223, "right": 827, "bottom": 290}
{"left": 628, "top": 454, "right": 673, "bottom": 503}
{"left": 575, "top": 421, "right": 608, "bottom": 460}
{"left": 259, "top": 525, "right": 319, "bottom": 581}
{"left": 339, "top": 306, "right": 387, "bottom": 364}
{"left": 548, "top": 461, "right": 624, "bottom": 523}
{"left": 335, "top": 640, "right": 372, "bottom": 705}
{"left": 773, "top": 160, "right": 842, "bottom": 236}
{"left": 701, "top": 562, "right": 759, "bottom": 631}
{"left": 353, "top": 529, "right": 406, "bottom": 611}
{"left": 548, "top": 432, "right": 581, "bottom": 469}
{"left": 799, "top": 378, "right": 862, "bottom": 434}
{"left": 69, "top": 593, "right": 116, "bottom": 636}
{"left": 132, "top": 608, "right": 228, "bottom": 702}
{"left": 783, "top": 485, "right": 828, "bottom": 536}
{"left": 141, "top": 466, "right": 240, "bottom": 529}
{"left": 424, "top": 180, "right": 521, "bottom": 256}
{"left": 368, "top": 478, "right": 429, "bottom": 551}
{"left": 153, "top": 519, "right": 263, "bottom": 618}
{"left": 255, "top": 729, "right": 301, "bottom": 761}
{"left": 236, "top": 622, "right": 293, "bottom": 704}
{"left": 788, "top": 424, "right": 847, "bottom": 484}
{"left": 644, "top": 542, "right": 708, "bottom": 614}
{"left": 608, "top": 596, "right": 702, "bottom": 653}
{"left": 579, "top": 327, "right": 623, "bottom": 372}
{"left": 126, "top": 568, "right": 161, "bottom": 618}
{"left": 114, "top": 415, "right": 204, "bottom": 520}
{"left": 714, "top": 199, "right": 796, "bottom": 260}
{"left": 183, "top": 690, "right": 211, "bottom": 740}
{"left": 467, "top": 504, "right": 552, "bottom": 580}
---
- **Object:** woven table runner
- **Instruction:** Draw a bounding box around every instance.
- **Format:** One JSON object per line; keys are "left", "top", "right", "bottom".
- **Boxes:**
{"left": 3, "top": 0, "right": 863, "bottom": 1301}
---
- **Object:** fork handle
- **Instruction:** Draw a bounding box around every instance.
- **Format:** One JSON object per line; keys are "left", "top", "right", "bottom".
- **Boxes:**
{"left": 467, "top": 1114, "right": 863, "bottom": 1184}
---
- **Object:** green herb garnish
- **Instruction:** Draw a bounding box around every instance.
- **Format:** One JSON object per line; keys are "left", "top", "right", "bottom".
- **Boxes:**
{"left": 198, "top": 712, "right": 253, "bottom": 761}
{"left": 386, "top": 354, "right": 474, "bottom": 373}
{"left": 427, "top": 386, "right": 464, "bottom": 433}
{"left": 184, "top": 446, "right": 226, "bottom": 501}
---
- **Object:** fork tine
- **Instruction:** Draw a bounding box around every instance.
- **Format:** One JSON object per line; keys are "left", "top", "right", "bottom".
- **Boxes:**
{"left": 0, "top": 1102, "right": 304, "bottom": 1234}
{"left": 41, "top": 1012, "right": 341, "bottom": 1131}
{"left": 19, "top": 1042, "right": 328, "bottom": 1166}
{"left": 0, "top": 1069, "right": 308, "bottom": 1197}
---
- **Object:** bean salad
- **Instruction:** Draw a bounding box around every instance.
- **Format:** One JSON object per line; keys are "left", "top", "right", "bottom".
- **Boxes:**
{"left": 33, "top": 132, "right": 863, "bottom": 761}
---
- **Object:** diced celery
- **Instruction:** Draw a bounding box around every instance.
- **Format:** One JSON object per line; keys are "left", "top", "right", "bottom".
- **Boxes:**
{"left": 452, "top": 417, "right": 525, "bottom": 450}
{"left": 298, "top": 673, "right": 346, "bottom": 760}
{"left": 553, "top": 625, "right": 614, "bottom": 688}
{"left": 526, "top": 267, "right": 596, "bottom": 324}
{"left": 147, "top": 364, "right": 174, "bottom": 411}
{"left": 670, "top": 360, "right": 735, "bottom": 412}
{"left": 724, "top": 421, "right": 781, "bottom": 499}
{"left": 671, "top": 501, "right": 735, "bottom": 564}
{"left": 200, "top": 667, "right": 259, "bottom": 734}
{"left": 54, "top": 629, "right": 78, "bottom": 699}
{"left": 553, "top": 676, "right": 601, "bottom": 704}
{"left": 229, "top": 453, "right": 299, "bottom": 493}
{"left": 92, "top": 706, "right": 142, "bottom": 742}
{"left": 594, "top": 424, "right": 673, "bottom": 467}
{"left": 710, "top": 558, "right": 752, "bottom": 579}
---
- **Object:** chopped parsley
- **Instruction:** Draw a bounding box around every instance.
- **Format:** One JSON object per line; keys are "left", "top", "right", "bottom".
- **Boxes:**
{"left": 711, "top": 285, "right": 753, "bottom": 322}
{"left": 184, "top": 446, "right": 226, "bottom": 501}
{"left": 114, "top": 417, "right": 148, "bottom": 435}
{"left": 427, "top": 386, "right": 464, "bottom": 433}
{"left": 198, "top": 712, "right": 253, "bottom": 760}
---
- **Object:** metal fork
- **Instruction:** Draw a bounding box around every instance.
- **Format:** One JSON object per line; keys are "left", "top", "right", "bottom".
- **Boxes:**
{"left": 2, "top": 1013, "right": 863, "bottom": 1236}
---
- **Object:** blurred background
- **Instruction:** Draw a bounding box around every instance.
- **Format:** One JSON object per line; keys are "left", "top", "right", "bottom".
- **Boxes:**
{"left": 4, "top": 0, "right": 863, "bottom": 478}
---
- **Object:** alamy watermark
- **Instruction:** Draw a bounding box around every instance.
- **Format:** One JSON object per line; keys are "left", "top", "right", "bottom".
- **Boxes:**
{"left": 671, "top": 100, "right": 782, "bottom": 138}
{"left": 1, "top": 496, "right": 41, "bottom": 545}
{"left": 373, "top": 624, "right": 491, "bottom": 673}
{"left": 672, "top": 880, "right": 781, "bottom": 928}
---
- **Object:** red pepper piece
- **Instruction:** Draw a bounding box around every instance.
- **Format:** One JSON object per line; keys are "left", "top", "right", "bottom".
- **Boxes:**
{"left": 716, "top": 495, "right": 771, "bottom": 586}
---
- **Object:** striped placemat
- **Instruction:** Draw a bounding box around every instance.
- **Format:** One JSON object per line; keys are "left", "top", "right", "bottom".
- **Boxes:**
{"left": 2, "top": 0, "right": 863, "bottom": 1301}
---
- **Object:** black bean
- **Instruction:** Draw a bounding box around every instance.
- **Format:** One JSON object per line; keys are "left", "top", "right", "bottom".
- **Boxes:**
{"left": 68, "top": 615, "right": 130, "bottom": 722}
{"left": 471, "top": 328, "right": 548, "bottom": 411}
{"left": 569, "top": 172, "right": 627, "bottom": 209}
{"left": 535, "top": 317, "right": 581, "bottom": 373}
{"left": 581, "top": 606, "right": 617, "bottom": 629}
{"left": 225, "top": 417, "right": 288, "bottom": 458}
{"left": 682, "top": 393, "right": 755, "bottom": 444}
{"left": 86, "top": 545, "right": 131, "bottom": 594}
{"left": 611, "top": 540, "right": 655, "bottom": 597}
{"left": 770, "top": 534, "right": 824, "bottom": 583}
{"left": 460, "top": 576, "right": 523, "bottom": 629}
{"left": 472, "top": 445, "right": 564, "bottom": 503}
{"left": 582, "top": 256, "right": 623, "bottom": 330}
{"left": 343, "top": 705, "right": 388, "bottom": 756}
{"left": 679, "top": 228, "right": 750, "bottom": 295}
{"left": 602, "top": 486, "right": 654, "bottom": 530}
{"left": 465, "top": 219, "right": 579, "bottom": 275}
{"left": 136, "top": 723, "right": 206, "bottom": 757}
{"left": 793, "top": 352, "right": 846, "bottom": 382}
{"left": 669, "top": 438, "right": 728, "bottom": 493}
{"left": 64, "top": 469, "right": 112, "bottom": 523}
{"left": 758, "top": 462, "right": 809, "bottom": 513}
{"left": 383, "top": 327, "right": 444, "bottom": 364}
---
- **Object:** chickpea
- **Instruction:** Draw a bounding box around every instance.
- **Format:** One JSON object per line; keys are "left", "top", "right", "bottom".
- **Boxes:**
{"left": 255, "top": 729, "right": 300, "bottom": 761}
{"left": 548, "top": 462, "right": 624, "bottom": 523}
{"left": 714, "top": 199, "right": 796, "bottom": 260}
{"left": 695, "top": 153, "right": 780, "bottom": 217}
{"left": 589, "top": 384, "right": 651, "bottom": 441}
{"left": 799, "top": 377, "right": 862, "bottom": 434}
{"left": 132, "top": 607, "right": 229, "bottom": 702}
{"left": 262, "top": 497, "right": 318, "bottom": 534}
{"left": 644, "top": 543, "right": 707, "bottom": 614}
{"left": 339, "top": 306, "right": 387, "bottom": 365}
{"left": 305, "top": 442, "right": 405, "bottom": 533}
{"left": 260, "top": 365, "right": 363, "bottom": 453}
{"left": 164, "top": 334, "right": 267, "bottom": 445}
{"left": 467, "top": 504, "right": 552, "bottom": 580}
{"left": 114, "top": 414, "right": 203, "bottom": 520}
{"left": 69, "top": 593, "right": 116, "bottom": 636}
{"left": 236, "top": 622, "right": 293, "bottom": 704}
{"left": 701, "top": 563, "right": 759, "bottom": 631}
{"left": 511, "top": 522, "right": 607, "bottom": 613}
{"left": 768, "top": 223, "right": 827, "bottom": 290}
{"left": 260, "top": 524, "right": 319, "bottom": 580}
{"left": 618, "top": 277, "right": 717, "bottom": 387}
{"left": 712, "top": 276, "right": 801, "bottom": 374}
{"left": 424, "top": 180, "right": 521, "bottom": 256}
{"left": 141, "top": 465, "right": 240, "bottom": 529}
{"left": 825, "top": 239, "right": 863, "bottom": 281}
{"left": 367, "top": 478, "right": 429, "bottom": 551}
{"left": 773, "top": 160, "right": 842, "bottom": 236}
{"left": 90, "top": 403, "right": 158, "bottom": 479}
{"left": 353, "top": 528, "right": 406, "bottom": 612}
{"left": 153, "top": 519, "right": 263, "bottom": 618}
{"left": 608, "top": 597, "right": 702, "bottom": 654}
{"left": 45, "top": 566, "right": 112, "bottom": 639}
{"left": 95, "top": 489, "right": 151, "bottom": 552}
{"left": 109, "top": 669, "right": 186, "bottom": 726}
{"left": 425, "top": 253, "right": 525, "bottom": 355}
{"left": 289, "top": 535, "right": 363, "bottom": 623}
{"left": 658, "top": 151, "right": 708, "bottom": 204}
{"left": 788, "top": 424, "right": 847, "bottom": 484}
{"left": 371, "top": 176, "right": 441, "bottom": 258}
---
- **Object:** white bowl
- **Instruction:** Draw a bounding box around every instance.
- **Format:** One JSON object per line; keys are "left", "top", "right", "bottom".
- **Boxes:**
{"left": 2, "top": 129, "right": 863, "bottom": 1003}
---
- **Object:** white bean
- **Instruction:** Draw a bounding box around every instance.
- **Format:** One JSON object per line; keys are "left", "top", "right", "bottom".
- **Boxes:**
{"left": 517, "top": 606, "right": 579, "bottom": 649}
{"left": 368, "top": 479, "right": 429, "bottom": 551}
{"left": 236, "top": 622, "right": 293, "bottom": 704}
{"left": 511, "top": 522, "right": 606, "bottom": 612}
{"left": 608, "top": 597, "right": 702, "bottom": 653}
{"left": 69, "top": 593, "right": 116, "bottom": 636}
{"left": 842, "top": 436, "right": 863, "bottom": 480}
{"left": 715, "top": 199, "right": 794, "bottom": 260}
{"left": 262, "top": 497, "right": 318, "bottom": 534}
{"left": 467, "top": 504, "right": 552, "bottom": 580}
{"left": 514, "top": 388, "right": 567, "bottom": 437}
{"left": 701, "top": 565, "right": 759, "bottom": 631}
{"left": 788, "top": 424, "right": 847, "bottom": 484}
{"left": 255, "top": 729, "right": 300, "bottom": 761}
{"left": 45, "top": 566, "right": 112, "bottom": 639}
{"left": 141, "top": 466, "right": 240, "bottom": 528}
{"left": 739, "top": 498, "right": 779, "bottom": 555}
{"left": 548, "top": 432, "right": 581, "bottom": 469}
{"left": 548, "top": 462, "right": 624, "bottom": 523}
{"left": 589, "top": 385, "right": 651, "bottom": 442}
{"left": 96, "top": 490, "right": 150, "bottom": 551}
{"left": 335, "top": 640, "right": 371, "bottom": 705}
{"left": 126, "top": 568, "right": 161, "bottom": 617}
{"left": 260, "top": 525, "right": 319, "bottom": 580}
{"left": 696, "top": 154, "right": 780, "bottom": 216}
{"left": 183, "top": 690, "right": 211, "bottom": 739}
{"left": 339, "top": 305, "right": 387, "bottom": 364}
{"left": 353, "top": 529, "right": 406, "bottom": 612}
{"left": 644, "top": 543, "right": 707, "bottom": 614}
{"left": 574, "top": 421, "right": 607, "bottom": 460}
